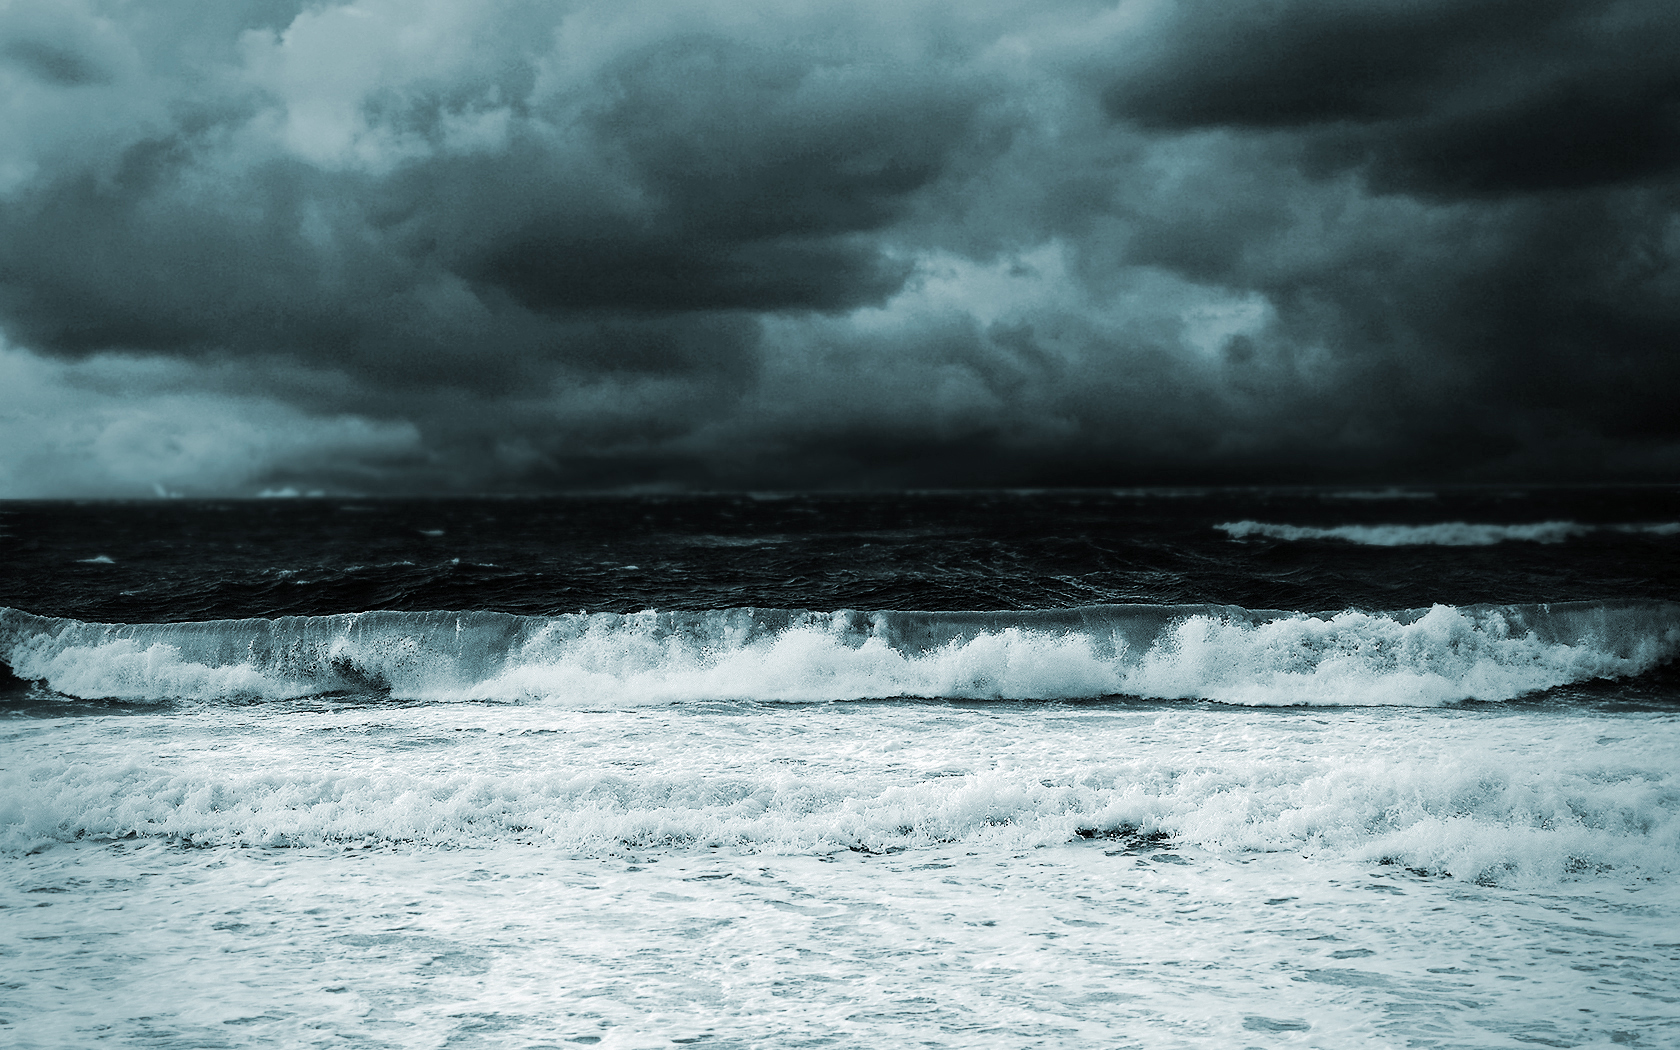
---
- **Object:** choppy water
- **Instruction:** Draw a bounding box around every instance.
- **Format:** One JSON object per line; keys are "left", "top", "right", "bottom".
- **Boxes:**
{"left": 3, "top": 488, "right": 1678, "bottom": 1048}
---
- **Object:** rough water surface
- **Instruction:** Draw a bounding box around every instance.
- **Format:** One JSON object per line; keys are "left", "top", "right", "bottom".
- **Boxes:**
{"left": 3, "top": 488, "right": 1678, "bottom": 1048}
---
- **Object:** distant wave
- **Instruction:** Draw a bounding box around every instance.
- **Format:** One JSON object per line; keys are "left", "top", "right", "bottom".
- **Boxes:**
{"left": 1319, "top": 488, "right": 1438, "bottom": 501}
{"left": 1217, "top": 520, "right": 1680, "bottom": 545}
{"left": 3, "top": 601, "right": 1674, "bottom": 708}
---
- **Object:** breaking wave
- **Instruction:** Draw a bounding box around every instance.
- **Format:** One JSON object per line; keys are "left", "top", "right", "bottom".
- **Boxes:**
{"left": 1218, "top": 520, "right": 1680, "bottom": 545}
{"left": 5, "top": 734, "right": 1676, "bottom": 886}
{"left": 3, "top": 600, "right": 1675, "bottom": 707}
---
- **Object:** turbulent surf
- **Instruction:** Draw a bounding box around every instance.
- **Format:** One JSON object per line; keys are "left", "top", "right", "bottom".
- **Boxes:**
{"left": 4, "top": 599, "right": 1675, "bottom": 706}
{"left": 4, "top": 489, "right": 1678, "bottom": 1050}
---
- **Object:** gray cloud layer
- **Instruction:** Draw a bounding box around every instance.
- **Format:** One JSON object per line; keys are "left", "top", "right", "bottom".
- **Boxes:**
{"left": 0, "top": 0, "right": 1675, "bottom": 495}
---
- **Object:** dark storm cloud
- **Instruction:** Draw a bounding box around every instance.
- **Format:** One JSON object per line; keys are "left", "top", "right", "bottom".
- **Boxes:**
{"left": 0, "top": 0, "right": 130, "bottom": 85}
{"left": 1101, "top": 0, "right": 1680, "bottom": 196}
{"left": 461, "top": 32, "right": 974, "bottom": 314}
{"left": 1084, "top": 0, "right": 1680, "bottom": 481}
{"left": 0, "top": 0, "right": 1676, "bottom": 495}
{"left": 0, "top": 21, "right": 978, "bottom": 378}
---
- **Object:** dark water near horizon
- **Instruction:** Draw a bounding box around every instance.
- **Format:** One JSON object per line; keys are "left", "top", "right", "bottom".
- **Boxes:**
{"left": 4, "top": 487, "right": 1679, "bottom": 1049}
{"left": 4, "top": 486, "right": 1677, "bottom": 623}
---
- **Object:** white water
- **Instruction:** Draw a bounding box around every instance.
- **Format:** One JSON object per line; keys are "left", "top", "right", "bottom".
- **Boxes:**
{"left": 1217, "top": 520, "right": 1680, "bottom": 545}
{"left": 4, "top": 697, "right": 1679, "bottom": 1048}
{"left": 6, "top": 602, "right": 1676, "bottom": 707}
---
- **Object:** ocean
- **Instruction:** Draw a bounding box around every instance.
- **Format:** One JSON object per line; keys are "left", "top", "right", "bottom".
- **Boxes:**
{"left": 2, "top": 487, "right": 1678, "bottom": 1049}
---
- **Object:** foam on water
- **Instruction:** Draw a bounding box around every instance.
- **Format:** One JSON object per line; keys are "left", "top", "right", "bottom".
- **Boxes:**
{"left": 4, "top": 705, "right": 1676, "bottom": 888}
{"left": 1218, "top": 520, "right": 1680, "bottom": 545}
{"left": 1, "top": 601, "right": 1674, "bottom": 707}
{"left": 1124, "top": 604, "right": 1674, "bottom": 706}
{"left": 9, "top": 833, "right": 1673, "bottom": 1050}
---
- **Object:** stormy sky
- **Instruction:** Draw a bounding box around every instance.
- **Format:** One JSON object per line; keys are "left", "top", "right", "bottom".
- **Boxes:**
{"left": 1, "top": 0, "right": 1676, "bottom": 496}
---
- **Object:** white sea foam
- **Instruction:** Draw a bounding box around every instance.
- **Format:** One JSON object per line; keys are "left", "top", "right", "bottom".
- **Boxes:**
{"left": 1218, "top": 520, "right": 1592, "bottom": 545}
{"left": 1320, "top": 488, "right": 1438, "bottom": 500}
{"left": 2, "top": 602, "right": 1674, "bottom": 707}
{"left": 1123, "top": 605, "right": 1664, "bottom": 706}
{"left": 8, "top": 700, "right": 1675, "bottom": 1050}
{"left": 1218, "top": 520, "right": 1680, "bottom": 545}
{"left": 469, "top": 620, "right": 1125, "bottom": 705}
{"left": 8, "top": 637, "right": 310, "bottom": 701}
{"left": 5, "top": 719, "right": 1675, "bottom": 886}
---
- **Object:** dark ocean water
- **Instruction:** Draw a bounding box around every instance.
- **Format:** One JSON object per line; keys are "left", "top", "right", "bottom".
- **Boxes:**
{"left": 4, "top": 485, "right": 1677, "bottom": 619}
{"left": 4, "top": 488, "right": 1680, "bottom": 1049}
{"left": 2, "top": 485, "right": 1676, "bottom": 710}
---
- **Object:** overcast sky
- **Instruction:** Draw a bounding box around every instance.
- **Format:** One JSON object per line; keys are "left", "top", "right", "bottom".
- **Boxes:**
{"left": 1, "top": 0, "right": 1676, "bottom": 496}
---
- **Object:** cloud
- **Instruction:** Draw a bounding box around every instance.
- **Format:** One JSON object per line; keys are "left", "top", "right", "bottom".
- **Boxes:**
{"left": 1082, "top": 0, "right": 1680, "bottom": 475}
{"left": 1098, "top": 0, "right": 1680, "bottom": 196}
{"left": 0, "top": 340, "right": 422, "bottom": 497}
{"left": 0, "top": 0, "right": 1675, "bottom": 494}
{"left": 0, "top": 1, "right": 989, "bottom": 387}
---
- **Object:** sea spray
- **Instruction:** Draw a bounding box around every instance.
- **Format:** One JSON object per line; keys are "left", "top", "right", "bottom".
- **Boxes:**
{"left": 3, "top": 601, "right": 1676, "bottom": 706}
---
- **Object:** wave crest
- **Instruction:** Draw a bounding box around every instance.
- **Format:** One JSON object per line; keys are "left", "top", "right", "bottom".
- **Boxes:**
{"left": 1218, "top": 520, "right": 1679, "bottom": 545}
{"left": 3, "top": 601, "right": 1674, "bottom": 707}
